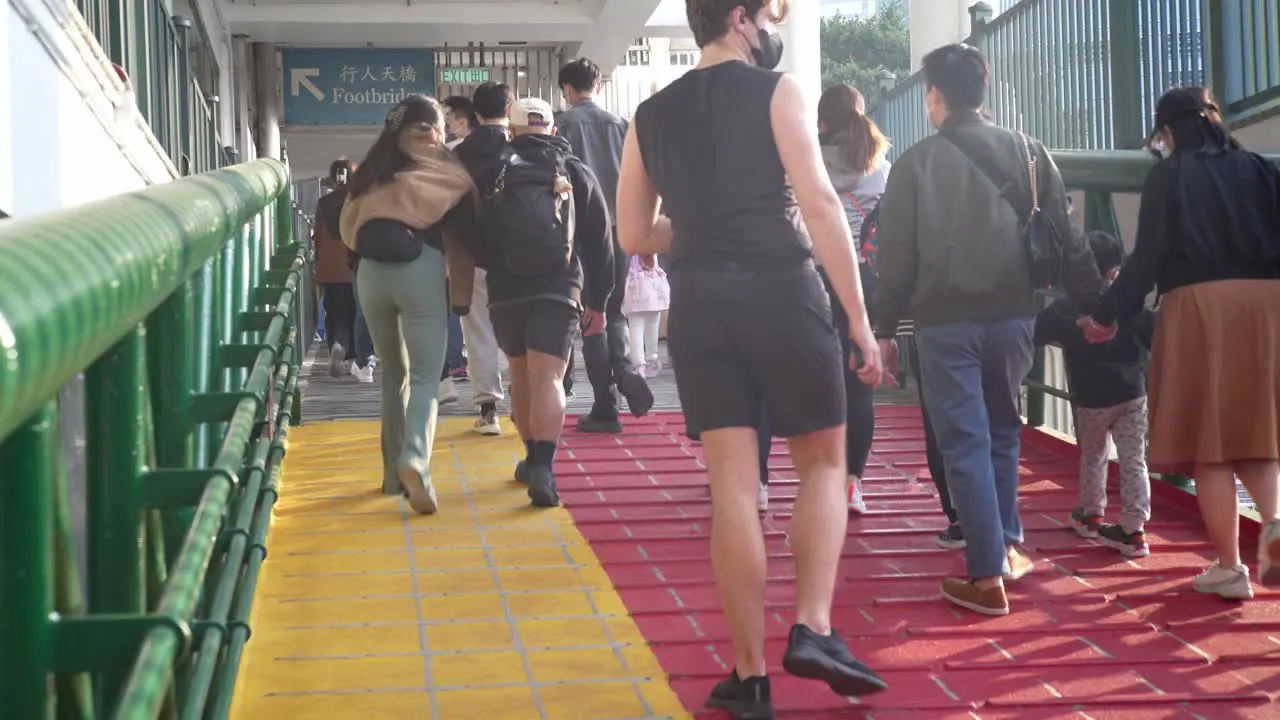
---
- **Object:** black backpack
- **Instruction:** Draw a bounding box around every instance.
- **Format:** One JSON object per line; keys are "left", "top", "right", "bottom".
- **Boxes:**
{"left": 479, "top": 149, "right": 576, "bottom": 276}
{"left": 941, "top": 129, "right": 1064, "bottom": 289}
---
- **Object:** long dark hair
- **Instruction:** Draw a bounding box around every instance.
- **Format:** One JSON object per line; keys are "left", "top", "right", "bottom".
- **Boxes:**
{"left": 817, "top": 84, "right": 890, "bottom": 175}
{"left": 1152, "top": 85, "right": 1240, "bottom": 154}
{"left": 348, "top": 94, "right": 445, "bottom": 198}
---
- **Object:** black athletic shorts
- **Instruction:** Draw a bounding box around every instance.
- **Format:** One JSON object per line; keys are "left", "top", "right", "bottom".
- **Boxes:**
{"left": 667, "top": 262, "right": 846, "bottom": 439}
{"left": 490, "top": 298, "right": 580, "bottom": 361}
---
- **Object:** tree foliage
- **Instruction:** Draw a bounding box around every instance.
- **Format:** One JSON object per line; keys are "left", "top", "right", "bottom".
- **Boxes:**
{"left": 819, "top": 0, "right": 911, "bottom": 105}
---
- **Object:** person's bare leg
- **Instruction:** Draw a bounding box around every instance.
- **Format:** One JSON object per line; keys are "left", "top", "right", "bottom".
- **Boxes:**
{"left": 1195, "top": 463, "right": 1242, "bottom": 567}
{"left": 523, "top": 349, "right": 569, "bottom": 507}
{"left": 508, "top": 356, "right": 531, "bottom": 441}
{"left": 526, "top": 349, "right": 569, "bottom": 440}
{"left": 1237, "top": 461, "right": 1280, "bottom": 522}
{"left": 787, "top": 425, "right": 848, "bottom": 634}
{"left": 1237, "top": 461, "right": 1280, "bottom": 586}
{"left": 702, "top": 426, "right": 769, "bottom": 678}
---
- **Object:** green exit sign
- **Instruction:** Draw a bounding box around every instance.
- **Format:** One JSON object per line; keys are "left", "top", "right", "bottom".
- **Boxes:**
{"left": 440, "top": 68, "right": 492, "bottom": 84}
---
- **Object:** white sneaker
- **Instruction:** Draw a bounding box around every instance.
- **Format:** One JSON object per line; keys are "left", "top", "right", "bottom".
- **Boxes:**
{"left": 350, "top": 363, "right": 374, "bottom": 383}
{"left": 439, "top": 378, "right": 459, "bottom": 404}
{"left": 471, "top": 409, "right": 502, "bottom": 436}
{"left": 1259, "top": 519, "right": 1280, "bottom": 586}
{"left": 848, "top": 476, "right": 867, "bottom": 515}
{"left": 757, "top": 484, "right": 769, "bottom": 512}
{"left": 1193, "top": 561, "right": 1254, "bottom": 600}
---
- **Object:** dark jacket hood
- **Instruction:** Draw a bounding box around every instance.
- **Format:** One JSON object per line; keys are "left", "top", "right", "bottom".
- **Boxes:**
{"left": 511, "top": 133, "right": 572, "bottom": 164}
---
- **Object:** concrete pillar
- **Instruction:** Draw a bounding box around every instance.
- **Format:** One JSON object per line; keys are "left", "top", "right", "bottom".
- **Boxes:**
{"left": 908, "top": 0, "right": 973, "bottom": 70}
{"left": 232, "top": 35, "right": 254, "bottom": 160}
{"left": 775, "top": 0, "right": 821, "bottom": 105}
{"left": 253, "top": 42, "right": 281, "bottom": 160}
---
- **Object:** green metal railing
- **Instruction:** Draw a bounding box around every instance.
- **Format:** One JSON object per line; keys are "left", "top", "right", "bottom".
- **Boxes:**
{"left": 0, "top": 158, "right": 306, "bottom": 719}
{"left": 73, "top": 0, "right": 223, "bottom": 174}
{"left": 873, "top": 0, "right": 1280, "bottom": 158}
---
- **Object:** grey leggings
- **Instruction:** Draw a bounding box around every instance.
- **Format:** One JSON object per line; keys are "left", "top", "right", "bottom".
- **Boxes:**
{"left": 356, "top": 248, "right": 449, "bottom": 494}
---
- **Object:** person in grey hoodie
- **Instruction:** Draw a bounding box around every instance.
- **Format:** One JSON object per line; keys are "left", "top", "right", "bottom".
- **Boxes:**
{"left": 813, "top": 83, "right": 891, "bottom": 516}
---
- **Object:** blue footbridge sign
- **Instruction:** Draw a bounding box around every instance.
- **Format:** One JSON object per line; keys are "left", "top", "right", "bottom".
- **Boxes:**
{"left": 281, "top": 48, "right": 437, "bottom": 126}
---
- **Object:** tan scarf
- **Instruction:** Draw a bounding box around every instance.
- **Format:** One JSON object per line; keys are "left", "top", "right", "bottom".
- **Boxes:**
{"left": 339, "top": 143, "right": 479, "bottom": 311}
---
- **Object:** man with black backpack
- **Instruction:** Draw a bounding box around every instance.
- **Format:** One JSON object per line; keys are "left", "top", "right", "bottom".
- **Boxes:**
{"left": 472, "top": 96, "right": 615, "bottom": 508}
{"left": 873, "top": 44, "right": 1102, "bottom": 618}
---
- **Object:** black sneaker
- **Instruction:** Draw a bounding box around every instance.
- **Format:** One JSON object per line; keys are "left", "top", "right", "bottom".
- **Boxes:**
{"left": 526, "top": 465, "right": 560, "bottom": 508}
{"left": 576, "top": 414, "right": 623, "bottom": 434}
{"left": 617, "top": 370, "right": 654, "bottom": 418}
{"left": 704, "top": 672, "right": 775, "bottom": 720}
{"left": 781, "top": 624, "right": 887, "bottom": 698}
{"left": 936, "top": 523, "right": 966, "bottom": 550}
{"left": 1097, "top": 522, "right": 1150, "bottom": 558}
{"left": 514, "top": 460, "right": 531, "bottom": 485}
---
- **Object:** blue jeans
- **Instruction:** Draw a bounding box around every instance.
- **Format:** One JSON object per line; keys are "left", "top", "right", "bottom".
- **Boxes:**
{"left": 352, "top": 272, "right": 375, "bottom": 366}
{"left": 916, "top": 317, "right": 1035, "bottom": 579}
{"left": 444, "top": 311, "right": 465, "bottom": 376}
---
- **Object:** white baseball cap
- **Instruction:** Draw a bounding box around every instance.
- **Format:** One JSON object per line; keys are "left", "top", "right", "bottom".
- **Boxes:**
{"left": 510, "top": 97, "right": 555, "bottom": 128}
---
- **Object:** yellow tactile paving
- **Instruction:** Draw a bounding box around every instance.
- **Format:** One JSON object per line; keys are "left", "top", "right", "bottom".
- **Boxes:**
{"left": 232, "top": 418, "right": 692, "bottom": 720}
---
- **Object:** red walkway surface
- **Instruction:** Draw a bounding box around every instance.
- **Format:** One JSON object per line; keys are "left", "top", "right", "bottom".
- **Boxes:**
{"left": 556, "top": 407, "right": 1280, "bottom": 719}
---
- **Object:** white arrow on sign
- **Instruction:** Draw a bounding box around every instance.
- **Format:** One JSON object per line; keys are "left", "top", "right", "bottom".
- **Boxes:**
{"left": 290, "top": 68, "right": 324, "bottom": 101}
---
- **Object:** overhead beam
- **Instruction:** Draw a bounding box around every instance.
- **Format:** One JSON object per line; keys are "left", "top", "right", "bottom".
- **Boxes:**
{"left": 574, "top": 0, "right": 664, "bottom": 74}
{"left": 223, "top": 1, "right": 594, "bottom": 33}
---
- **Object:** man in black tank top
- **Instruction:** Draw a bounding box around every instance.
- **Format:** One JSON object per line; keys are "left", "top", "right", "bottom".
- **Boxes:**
{"left": 615, "top": 2, "right": 888, "bottom": 717}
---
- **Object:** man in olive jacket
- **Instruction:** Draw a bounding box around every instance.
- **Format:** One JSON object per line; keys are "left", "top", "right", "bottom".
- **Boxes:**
{"left": 873, "top": 44, "right": 1102, "bottom": 618}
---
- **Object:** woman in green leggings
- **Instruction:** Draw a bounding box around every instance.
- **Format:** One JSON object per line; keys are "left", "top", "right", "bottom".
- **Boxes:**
{"left": 340, "top": 95, "right": 479, "bottom": 514}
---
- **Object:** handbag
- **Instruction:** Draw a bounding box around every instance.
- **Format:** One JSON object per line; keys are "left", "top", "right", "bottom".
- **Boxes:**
{"left": 941, "top": 128, "right": 1064, "bottom": 289}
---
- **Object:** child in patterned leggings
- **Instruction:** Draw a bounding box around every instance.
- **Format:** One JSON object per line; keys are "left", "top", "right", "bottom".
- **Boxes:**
{"left": 1034, "top": 231, "right": 1156, "bottom": 557}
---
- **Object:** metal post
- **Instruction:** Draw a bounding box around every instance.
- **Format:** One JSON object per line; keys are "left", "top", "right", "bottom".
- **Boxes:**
{"left": 0, "top": 403, "right": 58, "bottom": 720}
{"left": 1107, "top": 1, "right": 1144, "bottom": 148}
{"left": 85, "top": 326, "right": 149, "bottom": 712}
{"left": 173, "top": 17, "right": 193, "bottom": 175}
{"left": 148, "top": 283, "right": 196, "bottom": 565}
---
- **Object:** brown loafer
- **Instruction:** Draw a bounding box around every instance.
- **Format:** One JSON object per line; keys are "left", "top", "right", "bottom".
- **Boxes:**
{"left": 940, "top": 577, "right": 1009, "bottom": 616}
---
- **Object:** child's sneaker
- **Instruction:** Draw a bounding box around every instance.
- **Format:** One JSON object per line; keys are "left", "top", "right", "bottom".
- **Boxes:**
{"left": 848, "top": 476, "right": 867, "bottom": 515}
{"left": 1069, "top": 507, "right": 1103, "bottom": 539}
{"left": 936, "top": 523, "right": 966, "bottom": 549}
{"left": 1258, "top": 519, "right": 1280, "bottom": 586}
{"left": 1193, "top": 560, "right": 1254, "bottom": 600}
{"left": 1097, "top": 523, "right": 1149, "bottom": 558}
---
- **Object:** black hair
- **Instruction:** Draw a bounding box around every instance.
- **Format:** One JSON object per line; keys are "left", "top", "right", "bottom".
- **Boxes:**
{"left": 442, "top": 95, "right": 478, "bottom": 130}
{"left": 1152, "top": 85, "right": 1240, "bottom": 154}
{"left": 472, "top": 82, "right": 512, "bottom": 121}
{"left": 558, "top": 58, "right": 602, "bottom": 93}
{"left": 1087, "top": 231, "right": 1123, "bottom": 274}
{"left": 329, "top": 158, "right": 353, "bottom": 184}
{"left": 348, "top": 94, "right": 443, "bottom": 198}
{"left": 686, "top": 0, "right": 789, "bottom": 48}
{"left": 922, "top": 43, "right": 989, "bottom": 111}
{"left": 817, "top": 84, "right": 890, "bottom": 175}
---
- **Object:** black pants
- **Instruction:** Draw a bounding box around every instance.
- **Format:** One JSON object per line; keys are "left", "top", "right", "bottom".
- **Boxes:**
{"left": 582, "top": 236, "right": 634, "bottom": 419}
{"left": 906, "top": 332, "right": 955, "bottom": 523}
{"left": 322, "top": 282, "right": 357, "bottom": 361}
{"left": 564, "top": 343, "right": 576, "bottom": 393}
{"left": 818, "top": 265, "right": 878, "bottom": 478}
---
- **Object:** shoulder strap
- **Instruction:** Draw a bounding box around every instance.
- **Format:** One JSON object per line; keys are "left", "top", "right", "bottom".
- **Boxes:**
{"left": 939, "top": 127, "right": 1030, "bottom": 220}
{"left": 844, "top": 192, "right": 867, "bottom": 219}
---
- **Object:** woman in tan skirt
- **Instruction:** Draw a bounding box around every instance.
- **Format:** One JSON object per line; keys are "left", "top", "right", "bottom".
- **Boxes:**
{"left": 1081, "top": 86, "right": 1280, "bottom": 600}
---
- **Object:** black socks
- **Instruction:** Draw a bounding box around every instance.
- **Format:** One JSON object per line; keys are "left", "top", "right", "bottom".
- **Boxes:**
{"left": 530, "top": 441, "right": 558, "bottom": 468}
{"left": 481, "top": 402, "right": 496, "bottom": 416}
{"left": 524, "top": 439, "right": 535, "bottom": 460}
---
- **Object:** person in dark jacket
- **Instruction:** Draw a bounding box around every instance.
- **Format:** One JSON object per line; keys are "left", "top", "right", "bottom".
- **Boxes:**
{"left": 313, "top": 159, "right": 364, "bottom": 378}
{"left": 1081, "top": 85, "right": 1280, "bottom": 600}
{"left": 557, "top": 57, "right": 654, "bottom": 429}
{"left": 1035, "top": 231, "right": 1154, "bottom": 559}
{"left": 873, "top": 43, "right": 1102, "bottom": 618}
{"left": 482, "top": 96, "right": 615, "bottom": 508}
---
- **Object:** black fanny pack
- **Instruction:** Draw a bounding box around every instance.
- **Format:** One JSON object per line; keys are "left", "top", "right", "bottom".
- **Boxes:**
{"left": 355, "top": 219, "right": 440, "bottom": 264}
